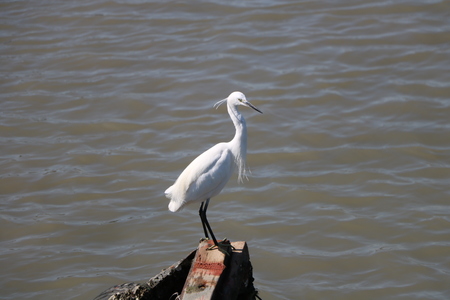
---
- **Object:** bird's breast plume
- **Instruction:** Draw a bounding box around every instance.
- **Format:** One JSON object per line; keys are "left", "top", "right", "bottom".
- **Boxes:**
{"left": 235, "top": 152, "right": 249, "bottom": 183}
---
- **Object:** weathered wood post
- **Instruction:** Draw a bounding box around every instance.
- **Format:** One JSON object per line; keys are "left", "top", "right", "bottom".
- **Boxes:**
{"left": 180, "top": 239, "right": 256, "bottom": 299}
{"left": 93, "top": 240, "right": 258, "bottom": 300}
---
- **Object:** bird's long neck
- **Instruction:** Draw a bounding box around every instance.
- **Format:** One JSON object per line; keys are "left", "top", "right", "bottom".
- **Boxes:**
{"left": 227, "top": 104, "right": 247, "bottom": 182}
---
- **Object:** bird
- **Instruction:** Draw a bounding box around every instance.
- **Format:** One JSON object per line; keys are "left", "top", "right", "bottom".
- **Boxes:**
{"left": 164, "top": 91, "right": 262, "bottom": 252}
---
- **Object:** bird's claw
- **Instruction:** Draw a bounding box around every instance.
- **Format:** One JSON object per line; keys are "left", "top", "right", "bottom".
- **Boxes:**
{"left": 206, "top": 238, "right": 235, "bottom": 255}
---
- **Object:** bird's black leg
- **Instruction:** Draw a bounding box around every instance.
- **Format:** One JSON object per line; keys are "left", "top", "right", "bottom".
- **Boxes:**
{"left": 201, "top": 198, "right": 219, "bottom": 246}
{"left": 199, "top": 199, "right": 233, "bottom": 255}
{"left": 199, "top": 201, "right": 209, "bottom": 239}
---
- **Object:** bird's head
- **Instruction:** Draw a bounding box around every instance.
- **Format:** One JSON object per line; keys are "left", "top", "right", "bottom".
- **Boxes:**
{"left": 214, "top": 91, "right": 263, "bottom": 114}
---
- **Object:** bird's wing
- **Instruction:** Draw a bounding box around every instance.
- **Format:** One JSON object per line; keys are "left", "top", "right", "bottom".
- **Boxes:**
{"left": 171, "top": 143, "right": 234, "bottom": 205}
{"left": 188, "top": 147, "right": 234, "bottom": 201}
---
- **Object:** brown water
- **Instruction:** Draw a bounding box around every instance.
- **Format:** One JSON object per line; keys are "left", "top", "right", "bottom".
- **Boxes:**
{"left": 1, "top": 1, "right": 450, "bottom": 299}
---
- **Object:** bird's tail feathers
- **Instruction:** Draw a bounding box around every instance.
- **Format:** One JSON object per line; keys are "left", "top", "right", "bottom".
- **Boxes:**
{"left": 165, "top": 185, "right": 186, "bottom": 212}
{"left": 164, "top": 186, "right": 173, "bottom": 199}
{"left": 168, "top": 199, "right": 184, "bottom": 212}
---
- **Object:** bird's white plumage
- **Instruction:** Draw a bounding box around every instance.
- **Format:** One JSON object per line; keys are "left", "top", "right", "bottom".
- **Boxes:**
{"left": 166, "top": 143, "right": 233, "bottom": 212}
{"left": 165, "top": 91, "right": 261, "bottom": 213}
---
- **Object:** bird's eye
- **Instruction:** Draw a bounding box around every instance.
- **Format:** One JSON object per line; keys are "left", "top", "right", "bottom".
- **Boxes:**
{"left": 238, "top": 98, "right": 243, "bottom": 102}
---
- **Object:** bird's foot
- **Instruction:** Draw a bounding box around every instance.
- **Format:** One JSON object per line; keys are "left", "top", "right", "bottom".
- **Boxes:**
{"left": 206, "top": 238, "right": 235, "bottom": 255}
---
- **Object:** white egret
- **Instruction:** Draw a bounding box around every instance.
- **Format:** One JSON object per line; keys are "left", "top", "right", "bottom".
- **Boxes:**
{"left": 165, "top": 91, "right": 262, "bottom": 251}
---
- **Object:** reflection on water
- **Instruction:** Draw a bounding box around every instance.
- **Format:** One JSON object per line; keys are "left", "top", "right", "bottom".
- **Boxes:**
{"left": 1, "top": 0, "right": 450, "bottom": 299}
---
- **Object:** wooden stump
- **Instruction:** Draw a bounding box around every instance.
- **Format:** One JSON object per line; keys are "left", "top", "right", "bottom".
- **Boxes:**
{"left": 180, "top": 240, "right": 256, "bottom": 300}
{"left": 93, "top": 240, "right": 258, "bottom": 300}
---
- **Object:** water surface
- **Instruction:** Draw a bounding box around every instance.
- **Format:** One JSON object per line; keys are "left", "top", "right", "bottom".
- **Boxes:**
{"left": 1, "top": 0, "right": 450, "bottom": 299}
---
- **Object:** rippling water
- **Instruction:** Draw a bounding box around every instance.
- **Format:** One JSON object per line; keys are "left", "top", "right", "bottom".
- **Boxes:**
{"left": 1, "top": 0, "right": 450, "bottom": 299}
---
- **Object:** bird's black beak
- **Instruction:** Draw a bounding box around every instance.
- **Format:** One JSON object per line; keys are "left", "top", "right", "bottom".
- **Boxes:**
{"left": 248, "top": 102, "right": 263, "bottom": 114}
